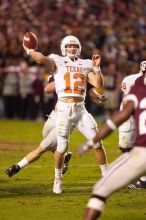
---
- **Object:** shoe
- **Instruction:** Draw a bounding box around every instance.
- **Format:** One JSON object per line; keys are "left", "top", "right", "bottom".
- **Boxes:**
{"left": 53, "top": 177, "right": 62, "bottom": 194}
{"left": 6, "top": 164, "right": 20, "bottom": 177}
{"left": 78, "top": 141, "right": 91, "bottom": 156}
{"left": 62, "top": 152, "right": 72, "bottom": 175}
{"left": 128, "top": 180, "right": 146, "bottom": 189}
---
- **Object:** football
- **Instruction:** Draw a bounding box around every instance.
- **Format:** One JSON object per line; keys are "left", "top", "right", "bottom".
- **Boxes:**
{"left": 23, "top": 32, "right": 38, "bottom": 50}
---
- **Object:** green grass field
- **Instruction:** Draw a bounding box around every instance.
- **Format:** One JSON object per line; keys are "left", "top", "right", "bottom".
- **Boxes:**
{"left": 0, "top": 119, "right": 146, "bottom": 220}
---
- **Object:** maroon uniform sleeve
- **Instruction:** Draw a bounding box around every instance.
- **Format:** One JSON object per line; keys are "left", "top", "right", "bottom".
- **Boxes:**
{"left": 48, "top": 75, "right": 57, "bottom": 108}
{"left": 129, "top": 76, "right": 146, "bottom": 147}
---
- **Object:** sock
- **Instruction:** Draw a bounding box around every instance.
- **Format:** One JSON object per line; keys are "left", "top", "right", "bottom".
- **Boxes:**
{"left": 17, "top": 158, "right": 29, "bottom": 169}
{"left": 140, "top": 176, "right": 146, "bottom": 182}
{"left": 100, "top": 164, "right": 108, "bottom": 176}
{"left": 55, "top": 168, "right": 62, "bottom": 178}
{"left": 87, "top": 197, "right": 105, "bottom": 212}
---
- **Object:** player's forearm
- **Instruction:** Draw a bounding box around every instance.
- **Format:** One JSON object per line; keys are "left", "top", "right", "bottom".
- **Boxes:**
{"left": 29, "top": 51, "right": 56, "bottom": 73}
{"left": 91, "top": 53, "right": 104, "bottom": 88}
{"left": 92, "top": 102, "right": 133, "bottom": 144}
{"left": 93, "top": 123, "right": 113, "bottom": 144}
{"left": 94, "top": 70, "right": 104, "bottom": 88}
{"left": 97, "top": 112, "right": 130, "bottom": 140}
{"left": 29, "top": 50, "right": 46, "bottom": 64}
{"left": 88, "top": 69, "right": 104, "bottom": 89}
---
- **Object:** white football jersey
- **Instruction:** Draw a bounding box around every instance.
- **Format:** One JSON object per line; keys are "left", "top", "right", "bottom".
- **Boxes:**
{"left": 49, "top": 54, "right": 92, "bottom": 100}
{"left": 119, "top": 71, "right": 143, "bottom": 131}
{"left": 121, "top": 72, "right": 142, "bottom": 95}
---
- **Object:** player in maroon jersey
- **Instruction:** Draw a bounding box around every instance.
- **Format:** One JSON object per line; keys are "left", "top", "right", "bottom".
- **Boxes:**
{"left": 82, "top": 73, "right": 146, "bottom": 220}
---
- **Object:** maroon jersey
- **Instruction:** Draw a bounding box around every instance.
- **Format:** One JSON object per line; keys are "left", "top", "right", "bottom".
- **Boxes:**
{"left": 87, "top": 82, "right": 93, "bottom": 93}
{"left": 124, "top": 75, "right": 146, "bottom": 147}
{"left": 48, "top": 75, "right": 57, "bottom": 108}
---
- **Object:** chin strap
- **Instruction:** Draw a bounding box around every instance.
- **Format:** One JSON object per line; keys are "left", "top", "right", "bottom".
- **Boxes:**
{"left": 67, "top": 55, "right": 78, "bottom": 61}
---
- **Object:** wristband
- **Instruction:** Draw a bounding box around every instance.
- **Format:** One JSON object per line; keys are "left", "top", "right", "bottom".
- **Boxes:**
{"left": 93, "top": 87, "right": 104, "bottom": 95}
{"left": 93, "top": 66, "right": 101, "bottom": 72}
{"left": 88, "top": 140, "right": 101, "bottom": 148}
{"left": 106, "top": 119, "right": 117, "bottom": 130}
{"left": 93, "top": 88, "right": 100, "bottom": 96}
{"left": 87, "top": 198, "right": 104, "bottom": 211}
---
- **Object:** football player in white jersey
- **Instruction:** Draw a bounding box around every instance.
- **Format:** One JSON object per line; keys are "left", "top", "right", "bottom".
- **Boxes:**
{"left": 5, "top": 77, "right": 106, "bottom": 178}
{"left": 118, "top": 65, "right": 143, "bottom": 153}
{"left": 23, "top": 35, "right": 108, "bottom": 194}
{"left": 78, "top": 69, "right": 141, "bottom": 155}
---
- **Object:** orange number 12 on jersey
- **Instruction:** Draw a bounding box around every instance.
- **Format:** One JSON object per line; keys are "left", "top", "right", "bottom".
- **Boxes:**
{"left": 64, "top": 72, "right": 85, "bottom": 95}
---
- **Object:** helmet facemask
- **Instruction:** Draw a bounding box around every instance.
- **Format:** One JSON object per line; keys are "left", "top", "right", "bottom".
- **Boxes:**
{"left": 65, "top": 44, "right": 80, "bottom": 59}
{"left": 61, "top": 35, "right": 81, "bottom": 59}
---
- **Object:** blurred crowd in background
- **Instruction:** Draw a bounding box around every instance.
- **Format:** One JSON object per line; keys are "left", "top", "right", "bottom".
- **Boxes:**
{"left": 0, "top": 0, "right": 146, "bottom": 121}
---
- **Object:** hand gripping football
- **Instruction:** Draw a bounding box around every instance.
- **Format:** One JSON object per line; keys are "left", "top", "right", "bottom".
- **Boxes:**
{"left": 23, "top": 32, "right": 38, "bottom": 50}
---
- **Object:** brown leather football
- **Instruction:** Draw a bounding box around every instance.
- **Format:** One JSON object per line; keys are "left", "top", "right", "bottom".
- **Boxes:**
{"left": 23, "top": 32, "right": 38, "bottom": 49}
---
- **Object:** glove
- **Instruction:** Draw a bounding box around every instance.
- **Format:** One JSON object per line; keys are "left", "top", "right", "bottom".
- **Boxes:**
{"left": 92, "top": 88, "right": 107, "bottom": 103}
{"left": 96, "top": 94, "right": 107, "bottom": 103}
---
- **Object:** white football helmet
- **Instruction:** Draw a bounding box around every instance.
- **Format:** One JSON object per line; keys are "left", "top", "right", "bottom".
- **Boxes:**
{"left": 140, "top": 60, "right": 146, "bottom": 72}
{"left": 61, "top": 35, "right": 81, "bottom": 58}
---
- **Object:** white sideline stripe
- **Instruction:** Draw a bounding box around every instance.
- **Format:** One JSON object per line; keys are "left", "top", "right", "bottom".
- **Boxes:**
{"left": 27, "top": 164, "right": 98, "bottom": 168}
{"left": 34, "top": 179, "right": 95, "bottom": 185}
{"left": 0, "top": 174, "right": 96, "bottom": 185}
{"left": 63, "top": 186, "right": 93, "bottom": 190}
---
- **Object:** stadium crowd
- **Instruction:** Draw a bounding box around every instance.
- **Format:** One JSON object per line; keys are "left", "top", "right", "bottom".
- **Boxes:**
{"left": 0, "top": 0, "right": 146, "bottom": 120}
